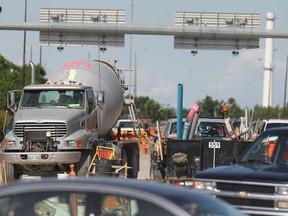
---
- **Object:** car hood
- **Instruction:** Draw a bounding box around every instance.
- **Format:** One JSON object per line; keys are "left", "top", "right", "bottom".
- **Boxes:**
{"left": 195, "top": 163, "right": 288, "bottom": 183}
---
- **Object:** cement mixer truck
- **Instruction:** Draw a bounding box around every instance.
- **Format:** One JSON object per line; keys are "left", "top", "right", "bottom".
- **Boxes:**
{"left": 0, "top": 60, "right": 140, "bottom": 181}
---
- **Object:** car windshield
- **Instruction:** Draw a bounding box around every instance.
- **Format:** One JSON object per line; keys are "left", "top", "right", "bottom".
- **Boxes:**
{"left": 238, "top": 130, "right": 288, "bottom": 165}
{"left": 21, "top": 89, "right": 84, "bottom": 109}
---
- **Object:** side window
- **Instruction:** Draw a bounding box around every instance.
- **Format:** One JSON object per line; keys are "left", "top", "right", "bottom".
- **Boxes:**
{"left": 86, "top": 89, "right": 95, "bottom": 114}
{"left": 170, "top": 122, "right": 177, "bottom": 134}
{"left": 1, "top": 191, "right": 175, "bottom": 216}
{"left": 163, "top": 121, "right": 171, "bottom": 135}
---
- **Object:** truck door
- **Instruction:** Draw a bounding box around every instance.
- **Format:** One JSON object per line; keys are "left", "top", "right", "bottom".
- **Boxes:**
{"left": 85, "top": 89, "right": 98, "bottom": 136}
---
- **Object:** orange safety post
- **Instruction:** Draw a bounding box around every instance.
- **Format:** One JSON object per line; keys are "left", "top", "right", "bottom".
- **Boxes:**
{"left": 103, "top": 195, "right": 119, "bottom": 209}
{"left": 69, "top": 164, "right": 77, "bottom": 177}
{"left": 69, "top": 164, "right": 78, "bottom": 216}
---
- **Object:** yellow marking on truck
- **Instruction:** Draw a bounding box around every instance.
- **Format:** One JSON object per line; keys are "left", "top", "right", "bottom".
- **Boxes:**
{"left": 68, "top": 69, "right": 77, "bottom": 81}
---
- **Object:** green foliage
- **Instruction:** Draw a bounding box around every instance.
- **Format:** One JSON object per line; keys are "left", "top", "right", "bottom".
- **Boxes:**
{"left": 0, "top": 110, "right": 12, "bottom": 141}
{"left": 122, "top": 96, "right": 177, "bottom": 122}
{"left": 0, "top": 55, "right": 47, "bottom": 110}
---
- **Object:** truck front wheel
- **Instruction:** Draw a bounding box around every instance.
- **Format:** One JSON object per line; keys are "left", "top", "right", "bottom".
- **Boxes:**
{"left": 3, "top": 163, "right": 19, "bottom": 183}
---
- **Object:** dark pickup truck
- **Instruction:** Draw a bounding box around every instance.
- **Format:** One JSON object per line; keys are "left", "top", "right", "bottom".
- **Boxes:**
{"left": 193, "top": 127, "right": 288, "bottom": 216}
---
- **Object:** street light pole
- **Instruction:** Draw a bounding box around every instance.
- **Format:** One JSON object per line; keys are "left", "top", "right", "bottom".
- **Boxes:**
{"left": 22, "top": 0, "right": 27, "bottom": 89}
{"left": 284, "top": 54, "right": 288, "bottom": 117}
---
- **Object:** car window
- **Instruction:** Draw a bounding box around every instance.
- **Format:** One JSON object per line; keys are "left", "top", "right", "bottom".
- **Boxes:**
{"left": 170, "top": 122, "right": 177, "bottom": 134}
{"left": 163, "top": 121, "right": 171, "bottom": 136}
{"left": 238, "top": 133, "right": 283, "bottom": 164}
{"left": 119, "top": 121, "right": 133, "bottom": 128}
{"left": 266, "top": 123, "right": 288, "bottom": 130}
{"left": 0, "top": 191, "right": 175, "bottom": 216}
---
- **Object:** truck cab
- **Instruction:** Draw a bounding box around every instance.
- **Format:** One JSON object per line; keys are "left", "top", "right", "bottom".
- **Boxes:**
{"left": 193, "top": 127, "right": 288, "bottom": 215}
{"left": 2, "top": 84, "right": 99, "bottom": 179}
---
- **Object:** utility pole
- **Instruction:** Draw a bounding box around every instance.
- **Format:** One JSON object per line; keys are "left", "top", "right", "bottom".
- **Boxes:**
{"left": 129, "top": 0, "right": 134, "bottom": 99}
{"left": 22, "top": 0, "right": 27, "bottom": 89}
{"left": 284, "top": 54, "right": 288, "bottom": 117}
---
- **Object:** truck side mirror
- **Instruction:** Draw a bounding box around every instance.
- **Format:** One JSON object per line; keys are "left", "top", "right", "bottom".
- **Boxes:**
{"left": 97, "top": 91, "right": 105, "bottom": 105}
{"left": 7, "top": 91, "right": 17, "bottom": 112}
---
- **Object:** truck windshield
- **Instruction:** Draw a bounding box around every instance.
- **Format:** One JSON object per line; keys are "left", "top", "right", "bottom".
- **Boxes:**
{"left": 21, "top": 90, "right": 84, "bottom": 109}
{"left": 238, "top": 131, "right": 288, "bottom": 165}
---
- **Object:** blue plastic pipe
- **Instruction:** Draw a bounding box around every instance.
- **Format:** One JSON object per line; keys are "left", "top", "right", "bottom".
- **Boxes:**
{"left": 182, "top": 121, "right": 191, "bottom": 140}
{"left": 177, "top": 83, "right": 183, "bottom": 139}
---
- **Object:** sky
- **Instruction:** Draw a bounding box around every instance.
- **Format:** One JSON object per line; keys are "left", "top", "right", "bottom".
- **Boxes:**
{"left": 0, "top": 0, "right": 288, "bottom": 110}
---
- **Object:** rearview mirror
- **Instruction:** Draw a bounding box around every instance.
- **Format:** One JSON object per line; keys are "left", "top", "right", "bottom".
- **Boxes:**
{"left": 7, "top": 91, "right": 17, "bottom": 112}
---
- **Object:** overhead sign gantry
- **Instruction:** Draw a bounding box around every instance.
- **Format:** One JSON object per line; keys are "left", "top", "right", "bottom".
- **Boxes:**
{"left": 40, "top": 8, "right": 126, "bottom": 48}
{"left": 174, "top": 12, "right": 260, "bottom": 52}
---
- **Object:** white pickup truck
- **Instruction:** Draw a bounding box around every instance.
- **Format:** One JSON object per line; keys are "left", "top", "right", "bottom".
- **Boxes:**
{"left": 112, "top": 119, "right": 145, "bottom": 136}
{"left": 258, "top": 119, "right": 288, "bottom": 134}
{"left": 162, "top": 117, "right": 228, "bottom": 139}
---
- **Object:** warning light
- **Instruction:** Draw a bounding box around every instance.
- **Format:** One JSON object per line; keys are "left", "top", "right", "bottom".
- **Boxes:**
{"left": 222, "top": 105, "right": 229, "bottom": 112}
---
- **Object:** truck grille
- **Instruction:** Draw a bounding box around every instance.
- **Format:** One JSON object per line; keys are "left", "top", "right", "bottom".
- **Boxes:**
{"left": 14, "top": 122, "right": 67, "bottom": 138}
{"left": 213, "top": 181, "right": 278, "bottom": 211}
{"left": 217, "top": 182, "right": 275, "bottom": 194}
{"left": 219, "top": 196, "right": 274, "bottom": 208}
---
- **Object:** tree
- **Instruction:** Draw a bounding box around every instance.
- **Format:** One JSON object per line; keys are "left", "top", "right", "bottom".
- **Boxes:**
{"left": 226, "top": 97, "right": 243, "bottom": 118}
{"left": 198, "top": 96, "right": 219, "bottom": 117}
{"left": 0, "top": 55, "right": 47, "bottom": 110}
{"left": 121, "top": 95, "right": 177, "bottom": 122}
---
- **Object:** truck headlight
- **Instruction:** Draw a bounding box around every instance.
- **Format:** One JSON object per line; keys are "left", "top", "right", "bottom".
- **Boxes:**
{"left": 68, "top": 141, "right": 76, "bottom": 147}
{"left": 277, "top": 186, "right": 288, "bottom": 195}
{"left": 193, "top": 180, "right": 216, "bottom": 190}
{"left": 3, "top": 140, "right": 15, "bottom": 149}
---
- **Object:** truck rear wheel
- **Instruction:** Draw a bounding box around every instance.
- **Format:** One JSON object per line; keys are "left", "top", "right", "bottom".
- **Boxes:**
{"left": 127, "top": 148, "right": 139, "bottom": 179}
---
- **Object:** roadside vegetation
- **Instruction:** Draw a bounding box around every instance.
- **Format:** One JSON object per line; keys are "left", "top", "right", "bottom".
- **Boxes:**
{"left": 0, "top": 54, "right": 286, "bottom": 140}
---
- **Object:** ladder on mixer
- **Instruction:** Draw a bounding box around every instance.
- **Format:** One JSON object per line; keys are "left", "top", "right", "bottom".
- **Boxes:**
{"left": 125, "top": 98, "right": 142, "bottom": 136}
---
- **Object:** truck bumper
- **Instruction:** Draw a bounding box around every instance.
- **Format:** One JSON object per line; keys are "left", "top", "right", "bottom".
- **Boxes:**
{"left": 0, "top": 152, "right": 81, "bottom": 164}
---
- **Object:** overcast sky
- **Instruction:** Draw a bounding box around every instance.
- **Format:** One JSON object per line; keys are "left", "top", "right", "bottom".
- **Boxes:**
{"left": 0, "top": 0, "right": 288, "bottom": 109}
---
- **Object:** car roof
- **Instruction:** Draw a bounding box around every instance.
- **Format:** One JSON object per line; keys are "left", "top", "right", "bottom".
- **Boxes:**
{"left": 198, "top": 117, "right": 225, "bottom": 123}
{"left": 167, "top": 117, "right": 225, "bottom": 123}
{"left": 0, "top": 177, "right": 243, "bottom": 216}
{"left": 265, "top": 119, "right": 288, "bottom": 123}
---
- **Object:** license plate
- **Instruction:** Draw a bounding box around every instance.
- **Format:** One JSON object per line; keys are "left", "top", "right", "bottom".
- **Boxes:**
{"left": 27, "top": 155, "right": 41, "bottom": 160}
